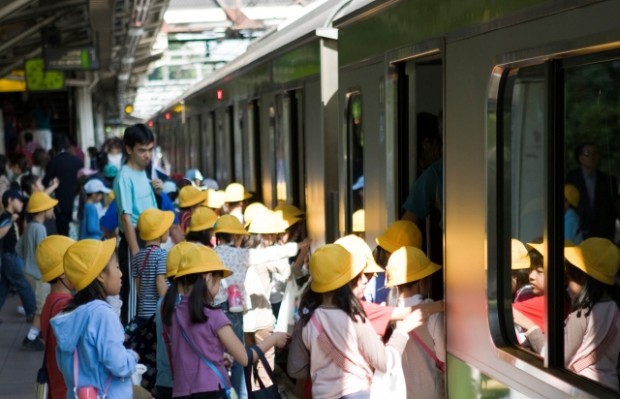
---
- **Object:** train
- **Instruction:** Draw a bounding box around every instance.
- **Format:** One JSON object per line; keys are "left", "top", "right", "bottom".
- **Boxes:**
{"left": 152, "top": 0, "right": 620, "bottom": 397}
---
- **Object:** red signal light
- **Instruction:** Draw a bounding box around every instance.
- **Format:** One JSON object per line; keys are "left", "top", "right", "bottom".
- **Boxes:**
{"left": 147, "top": 120, "right": 154, "bottom": 127}
{"left": 216, "top": 89, "right": 223, "bottom": 101}
{"left": 164, "top": 112, "right": 171, "bottom": 120}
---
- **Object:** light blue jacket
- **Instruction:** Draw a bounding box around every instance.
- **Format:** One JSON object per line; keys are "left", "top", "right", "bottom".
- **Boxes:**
{"left": 51, "top": 299, "right": 138, "bottom": 399}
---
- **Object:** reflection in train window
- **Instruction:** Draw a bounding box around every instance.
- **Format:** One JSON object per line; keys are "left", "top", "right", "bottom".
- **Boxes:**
{"left": 345, "top": 92, "right": 364, "bottom": 233}
{"left": 498, "top": 52, "right": 620, "bottom": 391}
{"left": 273, "top": 92, "right": 302, "bottom": 207}
{"left": 245, "top": 100, "right": 262, "bottom": 199}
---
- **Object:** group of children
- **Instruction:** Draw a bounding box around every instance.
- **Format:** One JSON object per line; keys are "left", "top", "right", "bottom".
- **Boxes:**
{"left": 511, "top": 236, "right": 620, "bottom": 391}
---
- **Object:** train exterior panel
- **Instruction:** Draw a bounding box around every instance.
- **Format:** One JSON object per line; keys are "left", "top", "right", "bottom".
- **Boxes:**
{"left": 153, "top": 0, "right": 620, "bottom": 397}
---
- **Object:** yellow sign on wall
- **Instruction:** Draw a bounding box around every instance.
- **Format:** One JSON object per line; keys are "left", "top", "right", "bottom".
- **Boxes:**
{"left": 0, "top": 71, "right": 26, "bottom": 92}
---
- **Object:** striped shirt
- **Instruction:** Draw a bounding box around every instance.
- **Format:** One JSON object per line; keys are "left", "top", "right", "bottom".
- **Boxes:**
{"left": 132, "top": 245, "right": 168, "bottom": 318}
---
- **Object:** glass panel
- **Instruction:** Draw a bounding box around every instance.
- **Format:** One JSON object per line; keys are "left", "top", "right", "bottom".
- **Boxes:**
{"left": 346, "top": 92, "right": 364, "bottom": 233}
{"left": 562, "top": 57, "right": 620, "bottom": 386}
{"left": 502, "top": 65, "right": 547, "bottom": 359}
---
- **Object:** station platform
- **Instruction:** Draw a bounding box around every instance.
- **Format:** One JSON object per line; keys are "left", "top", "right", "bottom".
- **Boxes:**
{"left": 0, "top": 293, "right": 40, "bottom": 399}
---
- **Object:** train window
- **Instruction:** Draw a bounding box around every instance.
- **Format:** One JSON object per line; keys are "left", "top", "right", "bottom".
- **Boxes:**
{"left": 345, "top": 92, "right": 364, "bottom": 233}
{"left": 273, "top": 92, "right": 302, "bottom": 206}
{"left": 496, "top": 52, "right": 620, "bottom": 391}
{"left": 245, "top": 100, "right": 262, "bottom": 199}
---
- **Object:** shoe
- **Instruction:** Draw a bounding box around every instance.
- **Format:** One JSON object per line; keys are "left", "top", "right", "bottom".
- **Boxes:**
{"left": 22, "top": 336, "right": 45, "bottom": 351}
{"left": 16, "top": 305, "right": 25, "bottom": 315}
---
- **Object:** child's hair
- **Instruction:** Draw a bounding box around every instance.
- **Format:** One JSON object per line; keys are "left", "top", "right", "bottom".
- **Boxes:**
{"left": 528, "top": 249, "right": 543, "bottom": 270}
{"left": 512, "top": 269, "right": 530, "bottom": 293}
{"left": 215, "top": 232, "right": 234, "bottom": 245}
{"left": 63, "top": 264, "right": 110, "bottom": 312}
{"left": 32, "top": 148, "right": 50, "bottom": 168}
{"left": 162, "top": 271, "right": 221, "bottom": 326}
{"left": 9, "top": 152, "right": 28, "bottom": 173}
{"left": 20, "top": 173, "right": 38, "bottom": 196}
{"left": 298, "top": 281, "right": 366, "bottom": 327}
{"left": 565, "top": 262, "right": 620, "bottom": 317}
{"left": 123, "top": 123, "right": 155, "bottom": 149}
{"left": 373, "top": 246, "right": 390, "bottom": 268}
{"left": 185, "top": 229, "right": 213, "bottom": 247}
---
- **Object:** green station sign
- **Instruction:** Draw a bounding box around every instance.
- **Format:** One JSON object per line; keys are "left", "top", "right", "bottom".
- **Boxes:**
{"left": 24, "top": 58, "right": 65, "bottom": 91}
{"left": 44, "top": 46, "right": 100, "bottom": 71}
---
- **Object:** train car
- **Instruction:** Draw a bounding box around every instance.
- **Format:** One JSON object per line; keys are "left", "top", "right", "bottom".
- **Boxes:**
{"left": 154, "top": 0, "right": 620, "bottom": 397}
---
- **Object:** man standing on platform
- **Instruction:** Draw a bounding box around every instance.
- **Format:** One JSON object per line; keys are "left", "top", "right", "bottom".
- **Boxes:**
{"left": 114, "top": 124, "right": 160, "bottom": 325}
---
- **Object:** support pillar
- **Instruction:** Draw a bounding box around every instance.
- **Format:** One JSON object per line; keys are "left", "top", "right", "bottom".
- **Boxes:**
{"left": 76, "top": 86, "right": 95, "bottom": 167}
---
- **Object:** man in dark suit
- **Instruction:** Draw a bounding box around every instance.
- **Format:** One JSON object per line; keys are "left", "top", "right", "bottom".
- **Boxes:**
{"left": 566, "top": 143, "right": 620, "bottom": 241}
{"left": 42, "top": 134, "right": 83, "bottom": 236}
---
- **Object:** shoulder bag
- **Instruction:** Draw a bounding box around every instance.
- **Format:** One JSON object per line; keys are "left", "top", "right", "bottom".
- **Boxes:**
{"left": 244, "top": 345, "right": 282, "bottom": 399}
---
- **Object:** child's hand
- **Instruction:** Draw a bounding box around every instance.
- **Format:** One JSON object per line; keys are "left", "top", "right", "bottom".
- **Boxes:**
{"left": 223, "top": 353, "right": 234, "bottom": 368}
{"left": 49, "top": 177, "right": 59, "bottom": 190}
{"left": 397, "top": 308, "right": 427, "bottom": 333}
{"left": 11, "top": 213, "right": 19, "bottom": 222}
{"left": 272, "top": 332, "right": 290, "bottom": 348}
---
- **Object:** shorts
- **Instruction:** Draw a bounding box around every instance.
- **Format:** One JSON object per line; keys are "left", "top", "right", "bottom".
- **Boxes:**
{"left": 24, "top": 274, "right": 50, "bottom": 315}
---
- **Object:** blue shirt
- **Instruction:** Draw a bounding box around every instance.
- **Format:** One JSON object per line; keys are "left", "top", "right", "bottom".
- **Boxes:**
{"left": 80, "top": 202, "right": 103, "bottom": 240}
{"left": 101, "top": 193, "right": 178, "bottom": 233}
{"left": 402, "top": 159, "right": 443, "bottom": 220}
{"left": 113, "top": 164, "right": 157, "bottom": 230}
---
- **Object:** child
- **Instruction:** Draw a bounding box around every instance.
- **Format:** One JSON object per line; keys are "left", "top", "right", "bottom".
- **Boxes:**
{"left": 511, "top": 238, "right": 534, "bottom": 302}
{"left": 37, "top": 235, "right": 76, "bottom": 399}
{"left": 130, "top": 207, "right": 175, "bottom": 391}
{"left": 185, "top": 206, "right": 218, "bottom": 246}
{"left": 155, "top": 242, "right": 195, "bottom": 399}
{"left": 371, "top": 220, "right": 423, "bottom": 304}
{"left": 0, "top": 190, "right": 36, "bottom": 323}
{"left": 385, "top": 246, "right": 445, "bottom": 399}
{"left": 512, "top": 243, "right": 546, "bottom": 334}
{"left": 287, "top": 244, "right": 426, "bottom": 399}
{"left": 16, "top": 191, "right": 58, "bottom": 350}
{"left": 80, "top": 179, "right": 111, "bottom": 240}
{"left": 178, "top": 185, "right": 207, "bottom": 234}
{"left": 518, "top": 238, "right": 620, "bottom": 391}
{"left": 51, "top": 239, "right": 139, "bottom": 398}
{"left": 564, "top": 184, "right": 583, "bottom": 244}
{"left": 161, "top": 243, "right": 289, "bottom": 398}
{"left": 224, "top": 182, "right": 252, "bottom": 223}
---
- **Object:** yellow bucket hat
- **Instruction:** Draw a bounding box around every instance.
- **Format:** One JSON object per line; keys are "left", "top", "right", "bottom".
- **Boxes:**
{"left": 214, "top": 214, "right": 250, "bottom": 236}
{"left": 376, "top": 220, "right": 422, "bottom": 253}
{"left": 64, "top": 238, "right": 117, "bottom": 292}
{"left": 335, "top": 234, "right": 383, "bottom": 274}
{"left": 248, "top": 211, "right": 287, "bottom": 234}
{"left": 36, "top": 235, "right": 75, "bottom": 282}
{"left": 26, "top": 191, "right": 58, "bottom": 213}
{"left": 274, "top": 203, "right": 304, "bottom": 217}
{"left": 527, "top": 240, "right": 576, "bottom": 257}
{"left": 166, "top": 242, "right": 195, "bottom": 278}
{"left": 310, "top": 244, "right": 366, "bottom": 293}
{"left": 179, "top": 185, "right": 207, "bottom": 208}
{"left": 385, "top": 246, "right": 441, "bottom": 287}
{"left": 511, "top": 239, "right": 530, "bottom": 270}
{"left": 225, "top": 182, "right": 252, "bottom": 203}
{"left": 564, "top": 184, "right": 580, "bottom": 208}
{"left": 188, "top": 207, "right": 218, "bottom": 233}
{"left": 352, "top": 209, "right": 365, "bottom": 233}
{"left": 564, "top": 237, "right": 619, "bottom": 285}
{"left": 138, "top": 208, "right": 175, "bottom": 241}
{"left": 244, "top": 202, "right": 270, "bottom": 227}
{"left": 203, "top": 189, "right": 226, "bottom": 209}
{"left": 175, "top": 244, "right": 232, "bottom": 279}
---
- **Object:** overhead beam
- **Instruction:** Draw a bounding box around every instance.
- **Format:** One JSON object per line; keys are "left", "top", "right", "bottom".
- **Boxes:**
{"left": 0, "top": 0, "right": 36, "bottom": 22}
{"left": 1, "top": 0, "right": 86, "bottom": 25}
{"left": 0, "top": 14, "right": 59, "bottom": 54}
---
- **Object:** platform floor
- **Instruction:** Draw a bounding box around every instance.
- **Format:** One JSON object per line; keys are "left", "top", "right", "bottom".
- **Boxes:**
{"left": 0, "top": 293, "right": 298, "bottom": 399}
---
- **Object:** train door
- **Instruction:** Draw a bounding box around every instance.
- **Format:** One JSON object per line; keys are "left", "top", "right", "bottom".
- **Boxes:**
{"left": 393, "top": 52, "right": 444, "bottom": 299}
{"left": 204, "top": 111, "right": 216, "bottom": 179}
{"left": 245, "top": 100, "right": 262, "bottom": 201}
{"left": 268, "top": 91, "right": 304, "bottom": 208}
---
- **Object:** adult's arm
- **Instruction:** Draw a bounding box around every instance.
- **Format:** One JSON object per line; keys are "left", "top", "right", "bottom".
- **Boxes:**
{"left": 121, "top": 213, "right": 139, "bottom": 256}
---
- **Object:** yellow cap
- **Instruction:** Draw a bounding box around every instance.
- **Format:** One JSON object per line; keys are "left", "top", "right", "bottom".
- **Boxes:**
{"left": 175, "top": 244, "right": 232, "bottom": 279}
{"left": 564, "top": 184, "right": 580, "bottom": 208}
{"left": 225, "top": 182, "right": 252, "bottom": 203}
{"left": 36, "top": 235, "right": 75, "bottom": 282}
{"left": 511, "top": 239, "right": 530, "bottom": 270}
{"left": 203, "top": 189, "right": 226, "bottom": 209}
{"left": 26, "top": 191, "right": 58, "bottom": 213}
{"left": 64, "top": 238, "right": 117, "bottom": 292}
{"left": 179, "top": 185, "right": 207, "bottom": 208}
{"left": 188, "top": 207, "right": 218, "bottom": 233}
{"left": 244, "top": 202, "right": 270, "bottom": 227}
{"left": 274, "top": 203, "right": 304, "bottom": 217}
{"left": 564, "top": 237, "right": 619, "bottom": 285}
{"left": 376, "top": 220, "right": 422, "bottom": 253}
{"left": 214, "top": 214, "right": 250, "bottom": 236}
{"left": 385, "top": 246, "right": 441, "bottom": 287}
{"left": 248, "top": 211, "right": 288, "bottom": 234}
{"left": 275, "top": 210, "right": 301, "bottom": 229}
{"left": 335, "top": 234, "right": 383, "bottom": 274}
{"left": 310, "top": 244, "right": 366, "bottom": 293}
{"left": 527, "top": 240, "right": 576, "bottom": 257}
{"left": 352, "top": 209, "right": 365, "bottom": 233}
{"left": 138, "top": 208, "right": 175, "bottom": 241}
{"left": 166, "top": 242, "right": 195, "bottom": 278}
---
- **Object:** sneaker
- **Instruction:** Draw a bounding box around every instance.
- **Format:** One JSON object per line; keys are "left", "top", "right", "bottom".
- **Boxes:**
{"left": 22, "top": 336, "right": 44, "bottom": 351}
{"left": 16, "top": 305, "right": 25, "bottom": 315}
